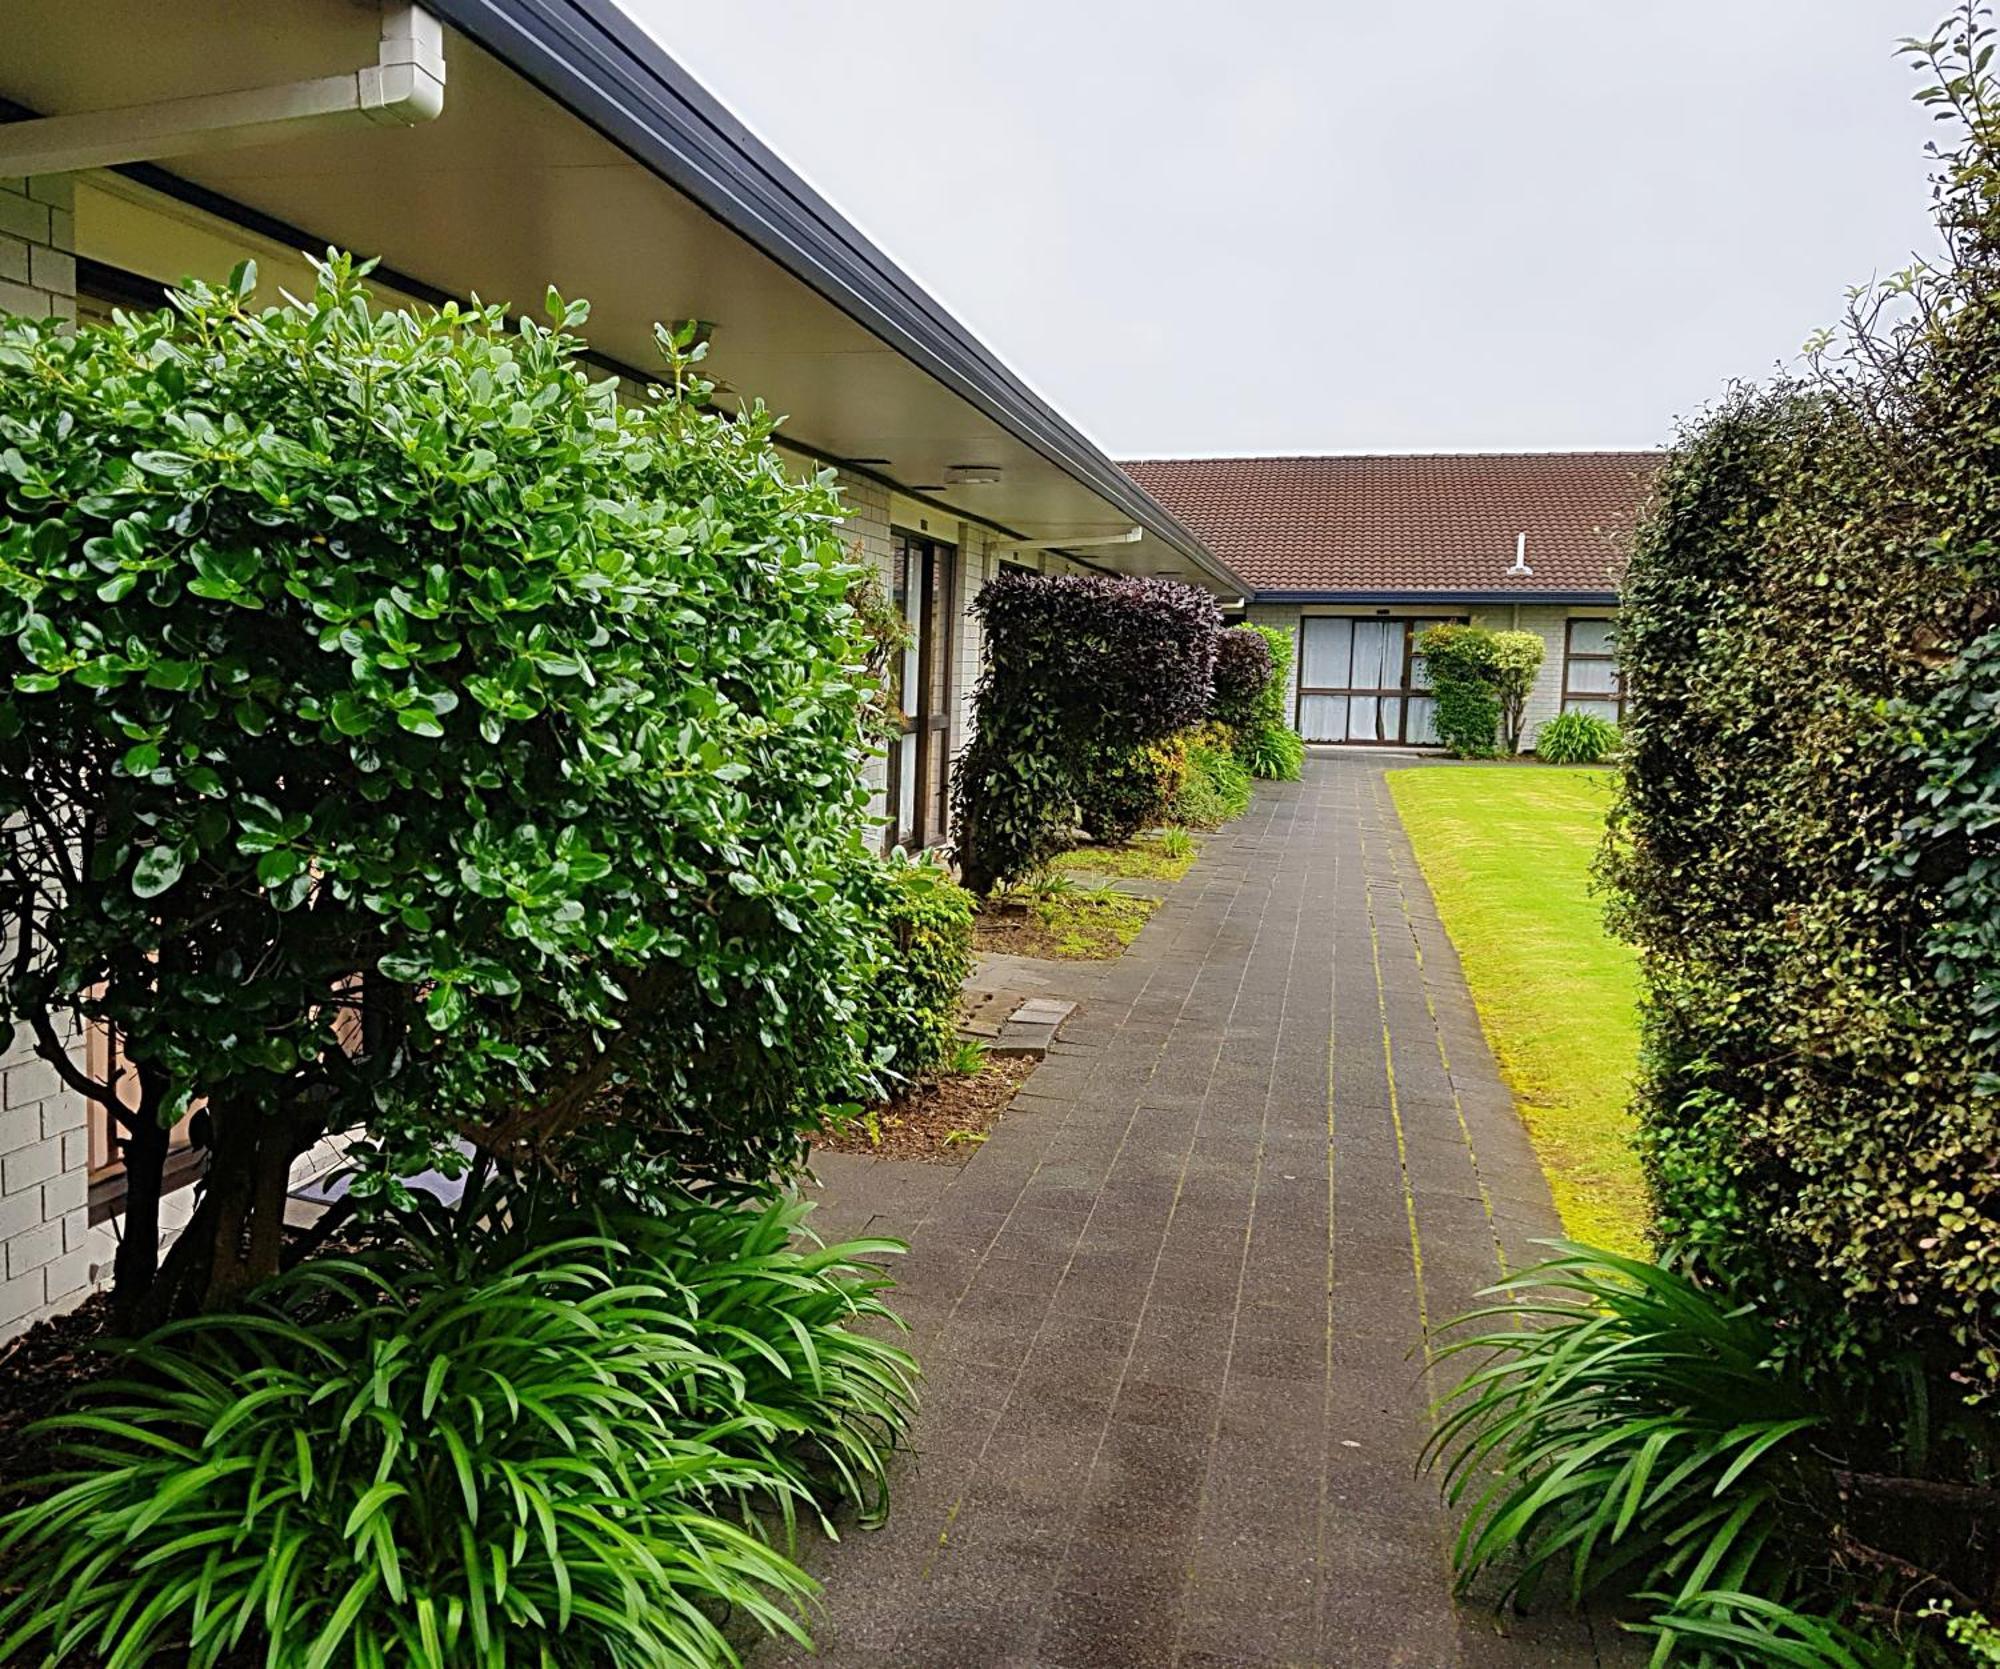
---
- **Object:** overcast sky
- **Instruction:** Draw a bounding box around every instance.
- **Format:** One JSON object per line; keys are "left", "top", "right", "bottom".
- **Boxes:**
{"left": 637, "top": 3, "right": 1945, "bottom": 457}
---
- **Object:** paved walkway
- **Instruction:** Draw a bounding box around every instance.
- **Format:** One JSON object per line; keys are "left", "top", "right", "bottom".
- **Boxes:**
{"left": 771, "top": 754, "right": 1621, "bottom": 1668}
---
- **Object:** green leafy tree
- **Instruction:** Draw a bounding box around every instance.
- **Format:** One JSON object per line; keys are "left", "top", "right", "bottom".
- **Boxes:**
{"left": 0, "top": 255, "right": 873, "bottom": 1317}
{"left": 1488, "top": 629, "right": 1546, "bottom": 753}
{"left": 1414, "top": 624, "right": 1501, "bottom": 758}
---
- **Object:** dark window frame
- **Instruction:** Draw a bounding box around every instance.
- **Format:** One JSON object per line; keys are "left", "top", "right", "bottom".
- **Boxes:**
{"left": 886, "top": 529, "right": 958, "bottom": 851}
{"left": 1294, "top": 614, "right": 1464, "bottom": 746}
{"left": 1561, "top": 617, "right": 1624, "bottom": 719}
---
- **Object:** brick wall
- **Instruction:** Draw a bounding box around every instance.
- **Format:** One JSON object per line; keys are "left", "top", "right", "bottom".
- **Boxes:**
{"left": 0, "top": 175, "right": 77, "bottom": 325}
{"left": 0, "top": 172, "right": 87, "bottom": 1342}
{"left": 0, "top": 1021, "right": 95, "bottom": 1339}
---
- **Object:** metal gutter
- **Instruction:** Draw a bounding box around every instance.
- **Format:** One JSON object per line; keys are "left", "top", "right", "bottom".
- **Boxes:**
{"left": 420, "top": 0, "right": 1249, "bottom": 596}
{"left": 1256, "top": 589, "right": 1620, "bottom": 607}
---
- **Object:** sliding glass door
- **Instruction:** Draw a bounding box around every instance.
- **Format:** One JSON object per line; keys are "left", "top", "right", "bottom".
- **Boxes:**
{"left": 1295, "top": 616, "right": 1456, "bottom": 745}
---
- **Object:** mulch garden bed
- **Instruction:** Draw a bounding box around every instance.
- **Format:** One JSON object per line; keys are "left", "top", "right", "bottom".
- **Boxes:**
{"left": 0, "top": 1289, "right": 119, "bottom": 1507}
{"left": 816, "top": 1054, "right": 1039, "bottom": 1165}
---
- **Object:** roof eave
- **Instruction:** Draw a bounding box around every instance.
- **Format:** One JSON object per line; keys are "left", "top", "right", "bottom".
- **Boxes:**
{"left": 424, "top": 0, "right": 1246, "bottom": 594}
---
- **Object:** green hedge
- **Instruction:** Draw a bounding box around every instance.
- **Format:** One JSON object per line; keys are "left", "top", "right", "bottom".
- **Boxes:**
{"left": 844, "top": 850, "right": 975, "bottom": 1089}
{"left": 0, "top": 258, "right": 874, "bottom": 1313}
{"left": 1232, "top": 624, "right": 1304, "bottom": 780}
{"left": 1415, "top": 625, "right": 1502, "bottom": 758}
{"left": 953, "top": 572, "right": 1219, "bottom": 890}
{"left": 1607, "top": 56, "right": 2000, "bottom": 1406}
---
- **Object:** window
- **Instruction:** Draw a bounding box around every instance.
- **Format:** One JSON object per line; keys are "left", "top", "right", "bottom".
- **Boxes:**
{"left": 1561, "top": 618, "right": 1623, "bottom": 721}
{"left": 1295, "top": 616, "right": 1459, "bottom": 745}
{"left": 883, "top": 531, "right": 957, "bottom": 850}
{"left": 85, "top": 1019, "right": 199, "bottom": 1225}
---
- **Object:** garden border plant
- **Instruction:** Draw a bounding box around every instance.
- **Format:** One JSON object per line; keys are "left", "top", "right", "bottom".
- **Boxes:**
{"left": 1432, "top": 8, "right": 2000, "bottom": 1659}
{"left": 0, "top": 256, "right": 880, "bottom": 1320}
{"left": 0, "top": 1174, "right": 917, "bottom": 1669}
{"left": 952, "top": 570, "right": 1220, "bottom": 892}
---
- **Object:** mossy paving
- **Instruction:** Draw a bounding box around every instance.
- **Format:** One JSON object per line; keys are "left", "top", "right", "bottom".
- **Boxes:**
{"left": 756, "top": 754, "right": 1633, "bottom": 1668}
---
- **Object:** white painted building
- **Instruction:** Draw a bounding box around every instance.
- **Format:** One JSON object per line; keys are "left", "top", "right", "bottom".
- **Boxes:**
{"left": 0, "top": 0, "right": 1247, "bottom": 1340}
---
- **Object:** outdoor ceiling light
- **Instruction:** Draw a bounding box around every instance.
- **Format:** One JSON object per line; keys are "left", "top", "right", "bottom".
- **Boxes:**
{"left": 943, "top": 463, "right": 1002, "bottom": 485}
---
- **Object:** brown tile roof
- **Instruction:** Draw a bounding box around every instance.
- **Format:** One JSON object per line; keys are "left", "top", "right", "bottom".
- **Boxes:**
{"left": 1119, "top": 452, "right": 1660, "bottom": 597}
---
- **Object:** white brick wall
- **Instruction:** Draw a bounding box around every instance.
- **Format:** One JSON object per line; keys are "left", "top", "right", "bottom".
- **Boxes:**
{"left": 0, "top": 176, "right": 85, "bottom": 1340}
{"left": 0, "top": 1020, "right": 97, "bottom": 1337}
{"left": 0, "top": 176, "right": 77, "bottom": 326}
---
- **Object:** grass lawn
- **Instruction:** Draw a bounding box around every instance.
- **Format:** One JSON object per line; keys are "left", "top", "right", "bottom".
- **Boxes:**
{"left": 1386, "top": 765, "right": 1648, "bottom": 1257}
{"left": 1052, "top": 831, "right": 1199, "bottom": 883}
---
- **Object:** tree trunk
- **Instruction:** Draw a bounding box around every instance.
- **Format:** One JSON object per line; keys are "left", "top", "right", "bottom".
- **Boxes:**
{"left": 144, "top": 1103, "right": 311, "bottom": 1323}
{"left": 109, "top": 1104, "right": 168, "bottom": 1325}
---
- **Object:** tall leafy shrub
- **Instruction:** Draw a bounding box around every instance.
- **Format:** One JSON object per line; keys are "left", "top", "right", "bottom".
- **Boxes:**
{"left": 842, "top": 850, "right": 975, "bottom": 1090}
{"left": 1209, "top": 626, "right": 1274, "bottom": 729}
{"left": 1489, "top": 629, "right": 1547, "bottom": 753}
{"left": 1415, "top": 625, "right": 1501, "bottom": 758}
{"left": 1238, "top": 623, "right": 1305, "bottom": 780}
{"left": 953, "top": 572, "right": 1219, "bottom": 891}
{"left": 1606, "top": 4, "right": 2000, "bottom": 1415}
{"left": 0, "top": 256, "right": 873, "bottom": 1315}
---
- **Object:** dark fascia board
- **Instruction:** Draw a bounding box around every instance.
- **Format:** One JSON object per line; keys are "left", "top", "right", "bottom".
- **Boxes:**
{"left": 1255, "top": 589, "right": 1620, "bottom": 607}
{"left": 424, "top": 0, "right": 1249, "bottom": 596}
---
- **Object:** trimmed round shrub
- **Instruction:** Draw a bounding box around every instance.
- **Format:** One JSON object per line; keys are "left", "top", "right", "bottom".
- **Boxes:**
{"left": 842, "top": 849, "right": 975, "bottom": 1090}
{"left": 1210, "top": 626, "right": 1275, "bottom": 728}
{"left": 953, "top": 572, "right": 1220, "bottom": 891}
{"left": 0, "top": 257, "right": 875, "bottom": 1312}
{"left": 1534, "top": 708, "right": 1621, "bottom": 764}
{"left": 1415, "top": 625, "right": 1502, "bottom": 758}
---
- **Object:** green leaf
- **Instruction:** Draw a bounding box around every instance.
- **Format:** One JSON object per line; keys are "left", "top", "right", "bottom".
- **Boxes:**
{"left": 257, "top": 849, "right": 304, "bottom": 887}
{"left": 132, "top": 450, "right": 197, "bottom": 478}
{"left": 132, "top": 844, "right": 185, "bottom": 898}
{"left": 145, "top": 660, "right": 201, "bottom": 692}
{"left": 330, "top": 693, "right": 375, "bottom": 736}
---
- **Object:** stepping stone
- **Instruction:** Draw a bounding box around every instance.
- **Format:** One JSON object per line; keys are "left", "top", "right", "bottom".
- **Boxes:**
{"left": 990, "top": 995, "right": 1077, "bottom": 1057}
